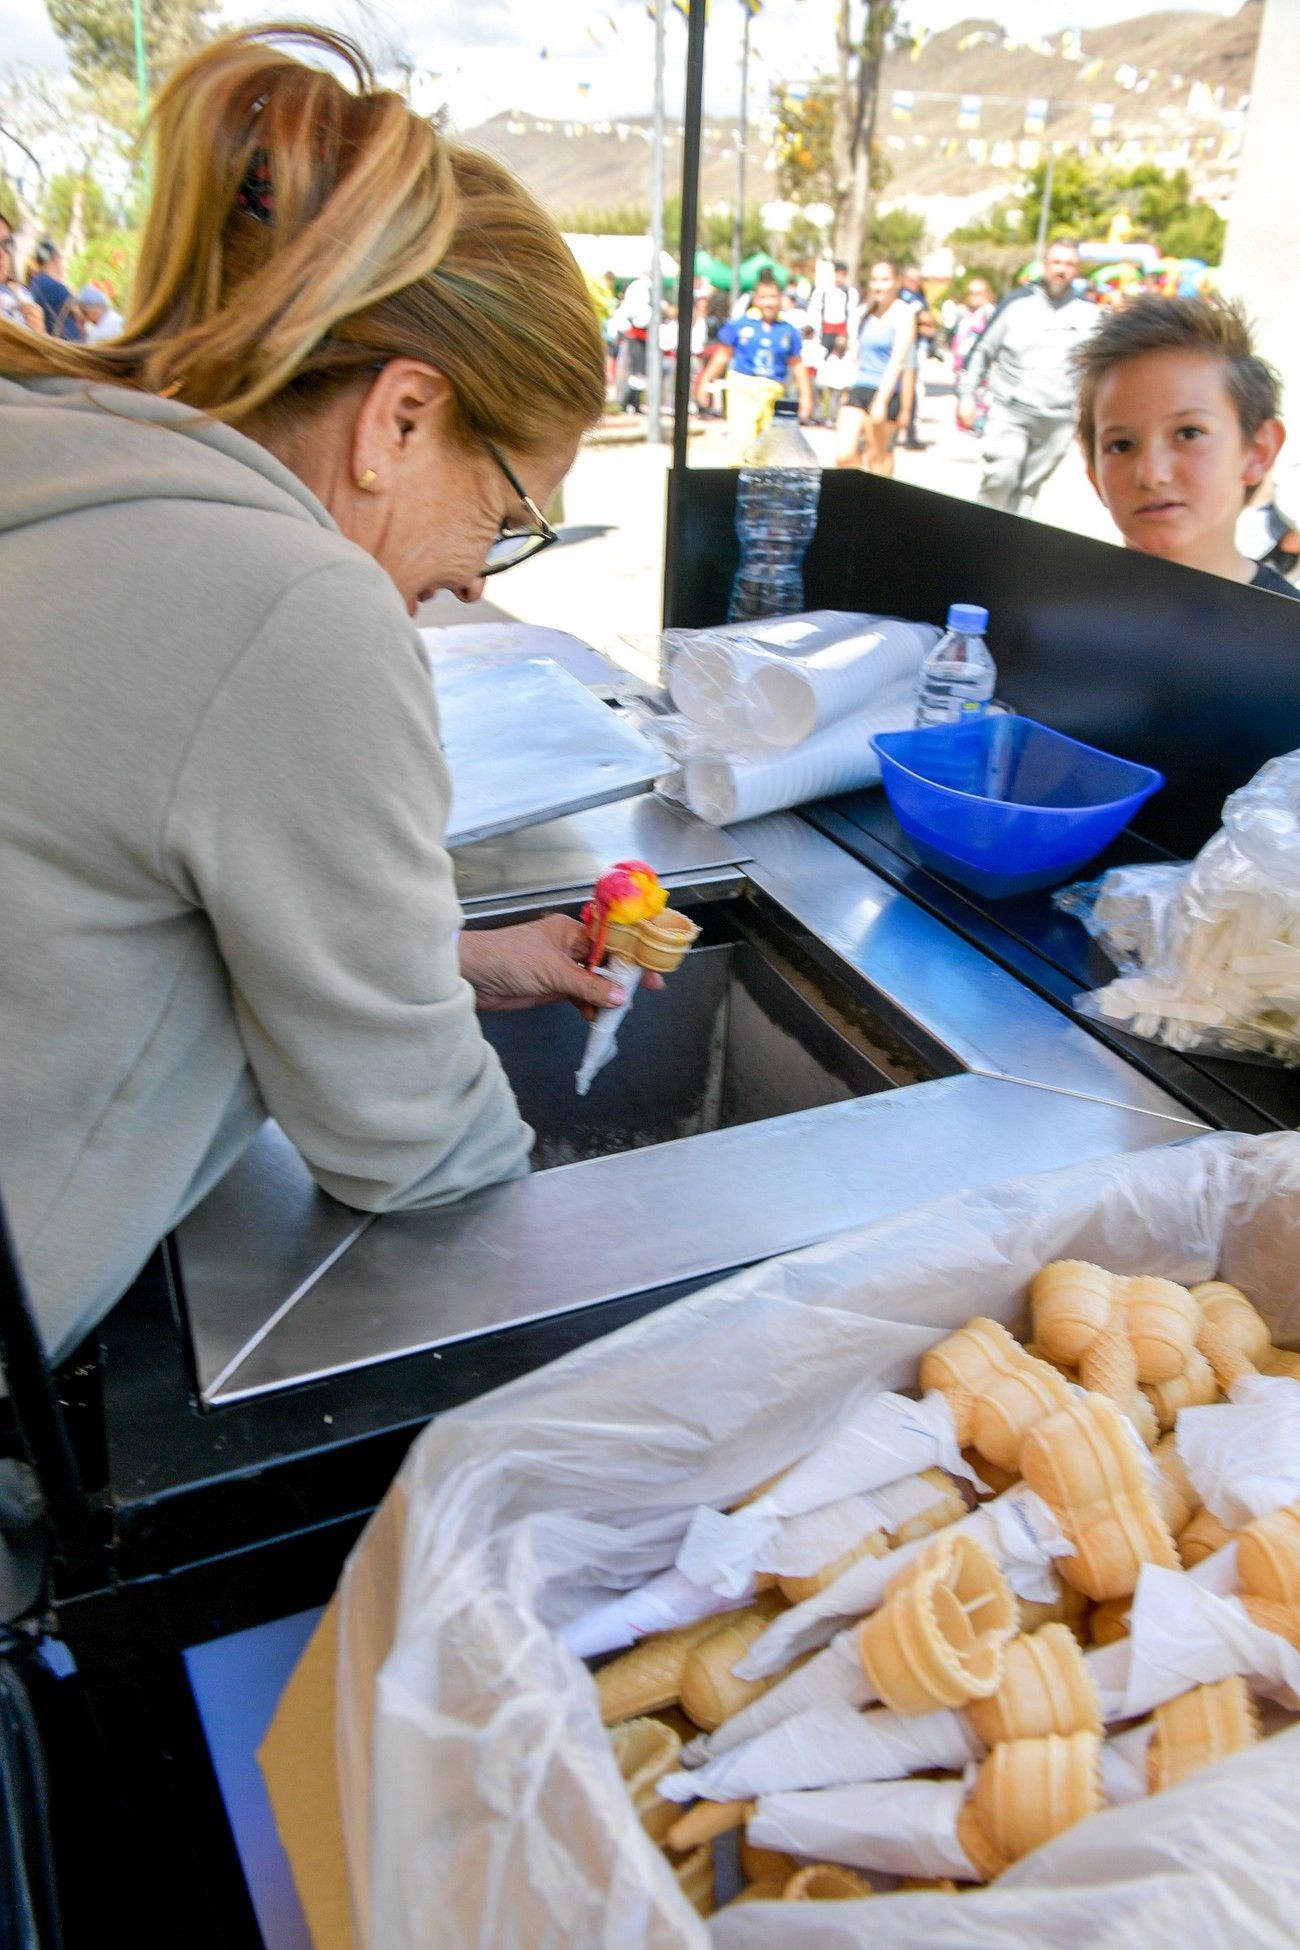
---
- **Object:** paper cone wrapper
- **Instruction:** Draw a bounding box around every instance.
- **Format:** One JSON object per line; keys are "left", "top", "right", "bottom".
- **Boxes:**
{"left": 658, "top": 1698, "right": 979, "bottom": 1806}
{"left": 734, "top": 1485, "right": 1070, "bottom": 1682}
{"left": 574, "top": 957, "right": 642, "bottom": 1095}
{"left": 749, "top": 1778, "right": 978, "bottom": 1883}
{"left": 1176, "top": 1373, "right": 1300, "bottom": 1528}
{"left": 681, "top": 1627, "right": 872, "bottom": 1768}
{"left": 562, "top": 1563, "right": 755, "bottom": 1660}
{"left": 1087, "top": 1563, "right": 1300, "bottom": 1721}
{"left": 1100, "top": 1721, "right": 1154, "bottom": 1805}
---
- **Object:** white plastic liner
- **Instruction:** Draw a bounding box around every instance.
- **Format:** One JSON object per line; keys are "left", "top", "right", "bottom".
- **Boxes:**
{"left": 333, "top": 1130, "right": 1300, "bottom": 1949}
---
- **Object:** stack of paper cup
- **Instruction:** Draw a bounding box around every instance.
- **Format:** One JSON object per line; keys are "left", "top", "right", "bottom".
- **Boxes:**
{"left": 681, "top": 688, "right": 917, "bottom": 827}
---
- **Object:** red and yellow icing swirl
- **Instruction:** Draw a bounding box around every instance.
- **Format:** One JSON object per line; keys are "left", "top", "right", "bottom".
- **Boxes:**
{"left": 583, "top": 860, "right": 667, "bottom": 967}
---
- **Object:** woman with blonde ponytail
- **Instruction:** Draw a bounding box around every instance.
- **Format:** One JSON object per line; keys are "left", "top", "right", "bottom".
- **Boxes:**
{"left": 0, "top": 25, "right": 624, "bottom": 1362}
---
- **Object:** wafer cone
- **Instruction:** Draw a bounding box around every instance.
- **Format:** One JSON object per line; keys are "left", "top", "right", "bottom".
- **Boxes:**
{"left": 954, "top": 1802, "right": 1006, "bottom": 1883}
{"left": 964, "top": 1449, "right": 1019, "bottom": 1498}
{"left": 860, "top": 1531, "right": 1016, "bottom": 1715}
{"left": 609, "top": 1716, "right": 682, "bottom": 1845}
{"left": 597, "top": 1618, "right": 722, "bottom": 1724}
{"left": 898, "top": 1878, "right": 959, "bottom": 1893}
{"left": 1196, "top": 1315, "right": 1255, "bottom": 1390}
{"left": 1236, "top": 1503, "right": 1300, "bottom": 1606}
{"left": 1018, "top": 1395, "right": 1180, "bottom": 1601}
{"left": 1141, "top": 1348, "right": 1218, "bottom": 1432}
{"left": 596, "top": 1613, "right": 736, "bottom": 1725}
{"left": 1152, "top": 1435, "right": 1199, "bottom": 1537}
{"left": 1191, "top": 1282, "right": 1271, "bottom": 1367}
{"left": 678, "top": 1596, "right": 790, "bottom": 1731}
{"left": 891, "top": 1467, "right": 968, "bottom": 1544}
{"left": 1023, "top": 1341, "right": 1074, "bottom": 1377}
{"left": 1239, "top": 1595, "right": 1300, "bottom": 1648}
{"left": 967, "top": 1730, "right": 1103, "bottom": 1867}
{"left": 1148, "top": 1677, "right": 1261, "bottom": 1792}
{"left": 784, "top": 1864, "right": 875, "bottom": 1900}
{"left": 600, "top": 918, "right": 643, "bottom": 960}
{"left": 726, "top": 1878, "right": 789, "bottom": 1906}
{"left": 1177, "top": 1506, "right": 1235, "bottom": 1570}
{"left": 1262, "top": 1346, "right": 1300, "bottom": 1381}
{"left": 1030, "top": 1262, "right": 1116, "bottom": 1366}
{"left": 1016, "top": 1572, "right": 1090, "bottom": 1641}
{"left": 1117, "top": 1276, "right": 1199, "bottom": 1384}
{"left": 739, "top": 1836, "right": 801, "bottom": 1885}
{"left": 1088, "top": 1597, "right": 1131, "bottom": 1647}
{"left": 1078, "top": 1325, "right": 1138, "bottom": 1405}
{"left": 778, "top": 1528, "right": 888, "bottom": 1606}
{"left": 920, "top": 1318, "right": 1074, "bottom": 1473}
{"left": 672, "top": 1843, "right": 716, "bottom": 1918}
{"left": 666, "top": 1798, "right": 754, "bottom": 1852}
{"left": 636, "top": 909, "right": 701, "bottom": 973}
{"left": 965, "top": 1623, "right": 1102, "bottom": 1745}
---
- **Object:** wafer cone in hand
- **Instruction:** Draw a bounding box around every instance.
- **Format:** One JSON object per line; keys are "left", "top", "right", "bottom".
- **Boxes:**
{"left": 1141, "top": 1349, "right": 1218, "bottom": 1433}
{"left": 1019, "top": 1394, "right": 1180, "bottom": 1601}
{"left": 860, "top": 1531, "right": 1016, "bottom": 1715}
{"left": 1147, "top": 1676, "right": 1261, "bottom": 1792}
{"left": 966, "top": 1730, "right": 1103, "bottom": 1869}
{"left": 1236, "top": 1502, "right": 1300, "bottom": 1607}
{"left": 679, "top": 1594, "right": 789, "bottom": 1731}
{"left": 596, "top": 1614, "right": 735, "bottom": 1725}
{"left": 919, "top": 1318, "right": 1074, "bottom": 1474}
{"left": 609, "top": 1716, "right": 682, "bottom": 1845}
{"left": 965, "top": 1623, "right": 1102, "bottom": 1746}
{"left": 636, "top": 909, "right": 700, "bottom": 973}
{"left": 1177, "top": 1506, "right": 1236, "bottom": 1570}
{"left": 784, "top": 1864, "right": 875, "bottom": 1900}
{"left": 1191, "top": 1281, "right": 1271, "bottom": 1367}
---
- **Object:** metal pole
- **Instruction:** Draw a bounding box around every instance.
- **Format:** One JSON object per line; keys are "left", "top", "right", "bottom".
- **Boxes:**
{"left": 131, "top": 0, "right": 149, "bottom": 123}
{"left": 678, "top": 0, "right": 705, "bottom": 475}
{"left": 1035, "top": 152, "right": 1055, "bottom": 263}
{"left": 730, "top": 6, "right": 751, "bottom": 304}
{"left": 647, "top": 0, "right": 667, "bottom": 443}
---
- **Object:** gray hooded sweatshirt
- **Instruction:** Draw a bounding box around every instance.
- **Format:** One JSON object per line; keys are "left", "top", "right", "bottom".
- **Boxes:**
{"left": 0, "top": 375, "right": 530, "bottom": 1363}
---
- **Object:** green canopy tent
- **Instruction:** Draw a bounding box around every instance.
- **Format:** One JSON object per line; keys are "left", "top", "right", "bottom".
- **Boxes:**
{"left": 693, "top": 250, "right": 733, "bottom": 290}
{"left": 738, "top": 251, "right": 790, "bottom": 291}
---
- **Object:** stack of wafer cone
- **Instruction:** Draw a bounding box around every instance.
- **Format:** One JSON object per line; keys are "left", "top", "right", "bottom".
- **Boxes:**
{"left": 1088, "top": 1597, "right": 1132, "bottom": 1646}
{"left": 1191, "top": 1282, "right": 1272, "bottom": 1367}
{"left": 1147, "top": 1676, "right": 1261, "bottom": 1792}
{"left": 965, "top": 1623, "right": 1103, "bottom": 1746}
{"left": 1015, "top": 1571, "right": 1090, "bottom": 1641}
{"left": 859, "top": 1531, "right": 1017, "bottom": 1715}
{"left": 919, "top": 1318, "right": 1074, "bottom": 1474}
{"left": 679, "top": 1597, "right": 793, "bottom": 1731}
{"left": 1235, "top": 1501, "right": 1300, "bottom": 1644}
{"left": 609, "top": 1716, "right": 682, "bottom": 1845}
{"left": 1151, "top": 1434, "right": 1199, "bottom": 1536}
{"left": 596, "top": 1612, "right": 738, "bottom": 1725}
{"left": 1019, "top": 1394, "right": 1180, "bottom": 1601}
{"left": 1142, "top": 1351, "right": 1218, "bottom": 1432}
{"left": 1030, "top": 1262, "right": 1207, "bottom": 1439}
{"left": 1177, "top": 1506, "right": 1236, "bottom": 1569}
{"left": 599, "top": 908, "right": 700, "bottom": 971}
{"left": 776, "top": 1468, "right": 967, "bottom": 1605}
{"left": 777, "top": 1527, "right": 889, "bottom": 1606}
{"left": 959, "top": 1730, "right": 1104, "bottom": 1877}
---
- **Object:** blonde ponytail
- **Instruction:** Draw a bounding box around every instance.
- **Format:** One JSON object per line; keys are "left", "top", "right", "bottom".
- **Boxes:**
{"left": 0, "top": 23, "right": 604, "bottom": 450}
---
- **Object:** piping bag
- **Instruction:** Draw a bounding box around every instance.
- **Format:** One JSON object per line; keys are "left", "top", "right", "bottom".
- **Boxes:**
{"left": 574, "top": 861, "right": 700, "bottom": 1095}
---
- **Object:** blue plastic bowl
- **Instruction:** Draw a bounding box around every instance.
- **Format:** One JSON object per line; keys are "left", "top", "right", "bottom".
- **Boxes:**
{"left": 871, "top": 715, "right": 1163, "bottom": 899}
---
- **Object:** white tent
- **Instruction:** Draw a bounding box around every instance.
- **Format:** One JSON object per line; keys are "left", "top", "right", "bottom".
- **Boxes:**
{"left": 563, "top": 232, "right": 678, "bottom": 282}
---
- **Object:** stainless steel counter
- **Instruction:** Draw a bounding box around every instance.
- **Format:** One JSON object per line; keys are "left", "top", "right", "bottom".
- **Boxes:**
{"left": 177, "top": 799, "right": 1203, "bottom": 1407}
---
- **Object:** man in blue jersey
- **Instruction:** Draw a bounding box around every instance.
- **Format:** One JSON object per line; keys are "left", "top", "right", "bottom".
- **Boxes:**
{"left": 696, "top": 273, "right": 812, "bottom": 453}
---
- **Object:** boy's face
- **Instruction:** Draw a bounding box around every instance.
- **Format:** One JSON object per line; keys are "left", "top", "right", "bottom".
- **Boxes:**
{"left": 1087, "top": 348, "right": 1282, "bottom": 566}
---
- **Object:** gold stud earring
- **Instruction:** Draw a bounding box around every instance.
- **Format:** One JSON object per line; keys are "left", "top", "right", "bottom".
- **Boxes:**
{"left": 355, "top": 468, "right": 377, "bottom": 491}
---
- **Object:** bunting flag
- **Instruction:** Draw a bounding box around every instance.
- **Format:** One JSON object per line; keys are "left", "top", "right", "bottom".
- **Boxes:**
{"left": 1090, "top": 102, "right": 1114, "bottom": 137}
{"left": 891, "top": 89, "right": 914, "bottom": 121}
{"left": 739, "top": 0, "right": 762, "bottom": 14}
{"left": 958, "top": 94, "right": 981, "bottom": 130}
{"left": 1024, "top": 97, "right": 1047, "bottom": 134}
{"left": 1019, "top": 137, "right": 1041, "bottom": 167}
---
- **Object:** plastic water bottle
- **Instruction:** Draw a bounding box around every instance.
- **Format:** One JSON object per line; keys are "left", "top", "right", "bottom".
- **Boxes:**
{"left": 727, "top": 401, "right": 822, "bottom": 622}
{"left": 914, "top": 602, "right": 997, "bottom": 726}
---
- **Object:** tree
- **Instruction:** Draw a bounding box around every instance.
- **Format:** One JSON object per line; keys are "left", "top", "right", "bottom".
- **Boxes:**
{"left": 861, "top": 205, "right": 925, "bottom": 273}
{"left": 830, "top": 0, "right": 898, "bottom": 272}
{"left": 951, "top": 156, "right": 1227, "bottom": 266}
{"left": 45, "top": 0, "right": 219, "bottom": 92}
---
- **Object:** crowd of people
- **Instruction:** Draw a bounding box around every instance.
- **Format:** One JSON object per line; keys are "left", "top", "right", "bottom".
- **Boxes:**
{"left": 0, "top": 212, "right": 123, "bottom": 345}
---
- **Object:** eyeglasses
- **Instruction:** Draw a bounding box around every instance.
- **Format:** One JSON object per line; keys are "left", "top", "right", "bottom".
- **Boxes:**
{"left": 481, "top": 439, "right": 558, "bottom": 576}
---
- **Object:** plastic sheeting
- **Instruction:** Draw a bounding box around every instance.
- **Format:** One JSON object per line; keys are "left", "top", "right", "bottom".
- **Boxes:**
{"left": 332, "top": 1130, "right": 1300, "bottom": 1949}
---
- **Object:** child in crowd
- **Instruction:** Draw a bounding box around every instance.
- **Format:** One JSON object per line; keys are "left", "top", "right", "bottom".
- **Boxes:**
{"left": 1073, "top": 295, "right": 1297, "bottom": 596}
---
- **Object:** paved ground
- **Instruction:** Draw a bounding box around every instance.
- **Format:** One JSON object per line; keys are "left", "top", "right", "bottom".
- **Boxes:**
{"left": 419, "top": 356, "right": 1123, "bottom": 680}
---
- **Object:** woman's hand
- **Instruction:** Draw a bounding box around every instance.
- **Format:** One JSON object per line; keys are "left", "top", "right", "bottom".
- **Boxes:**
{"left": 459, "top": 914, "right": 664, "bottom": 1021}
{"left": 869, "top": 394, "right": 889, "bottom": 425}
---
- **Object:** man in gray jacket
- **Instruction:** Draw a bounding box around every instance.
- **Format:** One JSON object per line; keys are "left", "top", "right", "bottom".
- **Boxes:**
{"left": 957, "top": 239, "right": 1098, "bottom": 516}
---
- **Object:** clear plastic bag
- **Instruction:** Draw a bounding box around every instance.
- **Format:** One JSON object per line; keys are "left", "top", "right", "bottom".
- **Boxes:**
{"left": 1056, "top": 750, "right": 1300, "bottom": 1063}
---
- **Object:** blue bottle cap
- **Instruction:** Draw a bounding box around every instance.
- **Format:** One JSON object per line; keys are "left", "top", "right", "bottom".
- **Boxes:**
{"left": 947, "top": 602, "right": 989, "bottom": 633}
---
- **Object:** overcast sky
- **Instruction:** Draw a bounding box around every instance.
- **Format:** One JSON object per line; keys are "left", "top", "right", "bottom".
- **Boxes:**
{"left": 2, "top": 0, "right": 1246, "bottom": 128}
